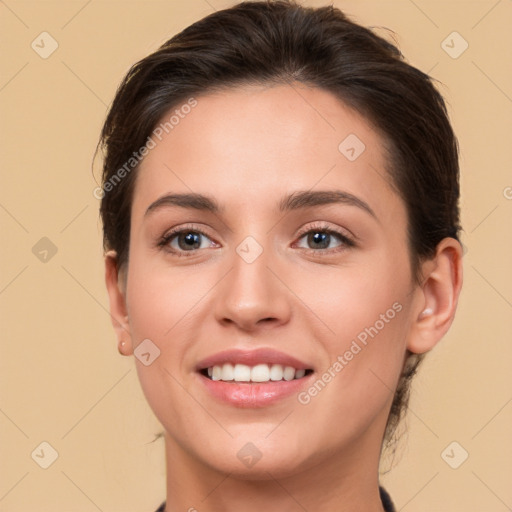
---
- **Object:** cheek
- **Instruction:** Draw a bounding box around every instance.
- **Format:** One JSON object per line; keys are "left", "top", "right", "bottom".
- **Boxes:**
{"left": 293, "top": 253, "right": 410, "bottom": 420}
{"left": 125, "top": 251, "right": 203, "bottom": 340}
{"left": 295, "top": 246, "right": 409, "bottom": 344}
{"left": 124, "top": 256, "right": 202, "bottom": 437}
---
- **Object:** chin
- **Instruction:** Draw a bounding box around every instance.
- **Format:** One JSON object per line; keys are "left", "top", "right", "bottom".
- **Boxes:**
{"left": 195, "top": 439, "right": 321, "bottom": 481}
{"left": 208, "top": 457, "right": 306, "bottom": 481}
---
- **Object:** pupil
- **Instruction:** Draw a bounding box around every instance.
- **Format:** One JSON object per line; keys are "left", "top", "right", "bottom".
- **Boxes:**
{"left": 310, "top": 232, "right": 329, "bottom": 249}
{"left": 180, "top": 232, "right": 200, "bottom": 250}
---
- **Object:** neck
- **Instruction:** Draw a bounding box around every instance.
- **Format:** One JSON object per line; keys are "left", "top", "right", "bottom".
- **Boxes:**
{"left": 163, "top": 433, "right": 387, "bottom": 512}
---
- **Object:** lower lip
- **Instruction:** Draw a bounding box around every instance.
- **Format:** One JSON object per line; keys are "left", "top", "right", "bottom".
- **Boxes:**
{"left": 198, "top": 372, "right": 314, "bottom": 408}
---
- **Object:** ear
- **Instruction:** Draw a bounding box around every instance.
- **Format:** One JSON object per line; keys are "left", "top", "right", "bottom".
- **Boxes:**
{"left": 104, "top": 250, "right": 133, "bottom": 356}
{"left": 407, "top": 237, "right": 463, "bottom": 354}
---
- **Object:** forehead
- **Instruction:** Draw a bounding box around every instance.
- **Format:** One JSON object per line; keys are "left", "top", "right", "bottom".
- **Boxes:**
{"left": 132, "top": 83, "right": 401, "bottom": 223}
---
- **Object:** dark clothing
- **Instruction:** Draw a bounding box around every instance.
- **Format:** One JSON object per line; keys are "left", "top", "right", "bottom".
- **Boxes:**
{"left": 380, "top": 486, "right": 396, "bottom": 511}
{"left": 154, "top": 486, "right": 396, "bottom": 511}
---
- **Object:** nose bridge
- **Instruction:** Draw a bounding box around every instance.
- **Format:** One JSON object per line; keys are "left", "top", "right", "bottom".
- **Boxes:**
{"left": 214, "top": 233, "right": 291, "bottom": 330}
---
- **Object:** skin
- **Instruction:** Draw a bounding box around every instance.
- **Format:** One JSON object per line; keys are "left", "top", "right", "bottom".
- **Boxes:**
{"left": 105, "top": 83, "right": 463, "bottom": 512}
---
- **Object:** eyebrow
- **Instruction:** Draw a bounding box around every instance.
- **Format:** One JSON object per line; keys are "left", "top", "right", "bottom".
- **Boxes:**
{"left": 144, "top": 190, "right": 376, "bottom": 219}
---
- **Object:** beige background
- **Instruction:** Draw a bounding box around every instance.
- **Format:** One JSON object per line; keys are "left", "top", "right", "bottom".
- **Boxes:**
{"left": 1, "top": 0, "right": 511, "bottom": 511}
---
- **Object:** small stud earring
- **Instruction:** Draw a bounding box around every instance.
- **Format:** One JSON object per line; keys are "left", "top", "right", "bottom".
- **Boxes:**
{"left": 421, "top": 307, "right": 434, "bottom": 317}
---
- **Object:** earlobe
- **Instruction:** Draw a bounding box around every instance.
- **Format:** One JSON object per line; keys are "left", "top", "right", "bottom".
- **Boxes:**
{"left": 407, "top": 238, "right": 463, "bottom": 354}
{"left": 104, "top": 250, "right": 133, "bottom": 356}
{"left": 118, "top": 340, "right": 130, "bottom": 355}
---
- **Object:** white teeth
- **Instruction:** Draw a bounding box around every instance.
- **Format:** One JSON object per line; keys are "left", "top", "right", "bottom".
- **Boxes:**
{"left": 269, "top": 364, "right": 284, "bottom": 381}
{"left": 205, "top": 363, "right": 309, "bottom": 382}
{"left": 251, "top": 364, "right": 270, "bottom": 382}
{"left": 221, "top": 363, "right": 234, "bottom": 381}
{"left": 211, "top": 365, "right": 222, "bottom": 381}
{"left": 234, "top": 364, "right": 251, "bottom": 381}
{"left": 283, "top": 366, "right": 295, "bottom": 381}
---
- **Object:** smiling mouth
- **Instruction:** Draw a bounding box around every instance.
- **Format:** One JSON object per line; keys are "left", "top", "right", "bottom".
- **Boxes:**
{"left": 200, "top": 363, "right": 314, "bottom": 383}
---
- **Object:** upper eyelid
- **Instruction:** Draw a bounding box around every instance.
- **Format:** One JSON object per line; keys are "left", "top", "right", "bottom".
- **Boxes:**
{"left": 295, "top": 222, "right": 354, "bottom": 241}
{"left": 162, "top": 224, "right": 216, "bottom": 241}
{"left": 162, "top": 222, "right": 350, "bottom": 238}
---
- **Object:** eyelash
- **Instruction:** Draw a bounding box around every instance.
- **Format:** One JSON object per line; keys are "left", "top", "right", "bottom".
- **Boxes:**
{"left": 157, "top": 222, "right": 356, "bottom": 258}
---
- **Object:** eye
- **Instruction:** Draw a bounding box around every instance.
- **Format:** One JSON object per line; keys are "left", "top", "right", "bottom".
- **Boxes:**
{"left": 158, "top": 225, "right": 216, "bottom": 257}
{"left": 157, "top": 222, "right": 355, "bottom": 258}
{"left": 295, "top": 223, "right": 355, "bottom": 255}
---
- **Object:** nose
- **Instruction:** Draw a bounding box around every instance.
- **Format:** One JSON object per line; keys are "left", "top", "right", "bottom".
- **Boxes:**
{"left": 213, "top": 239, "right": 292, "bottom": 332}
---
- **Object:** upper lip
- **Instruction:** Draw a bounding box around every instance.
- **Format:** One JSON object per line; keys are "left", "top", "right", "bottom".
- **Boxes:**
{"left": 195, "top": 348, "right": 313, "bottom": 371}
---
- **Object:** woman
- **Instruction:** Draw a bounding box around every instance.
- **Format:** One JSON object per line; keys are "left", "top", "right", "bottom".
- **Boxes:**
{"left": 98, "top": 1, "right": 463, "bottom": 510}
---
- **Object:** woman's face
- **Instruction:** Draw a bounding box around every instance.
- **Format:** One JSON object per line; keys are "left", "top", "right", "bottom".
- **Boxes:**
{"left": 120, "top": 83, "right": 422, "bottom": 478}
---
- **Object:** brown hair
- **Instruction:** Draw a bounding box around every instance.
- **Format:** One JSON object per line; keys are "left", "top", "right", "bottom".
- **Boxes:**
{"left": 97, "top": 0, "right": 461, "bottom": 454}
